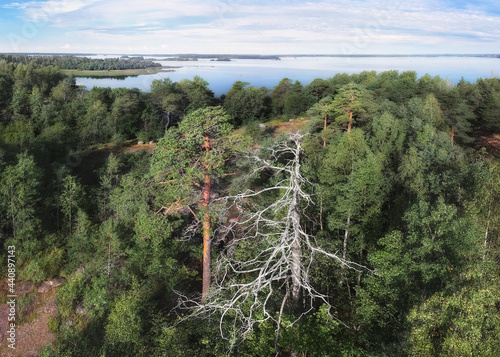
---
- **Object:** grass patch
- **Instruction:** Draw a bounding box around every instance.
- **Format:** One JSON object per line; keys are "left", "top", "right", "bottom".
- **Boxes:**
{"left": 17, "top": 293, "right": 37, "bottom": 325}
{"left": 267, "top": 117, "right": 311, "bottom": 135}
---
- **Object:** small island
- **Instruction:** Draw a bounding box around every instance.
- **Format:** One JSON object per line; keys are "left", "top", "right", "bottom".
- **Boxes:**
{"left": 0, "top": 54, "right": 166, "bottom": 77}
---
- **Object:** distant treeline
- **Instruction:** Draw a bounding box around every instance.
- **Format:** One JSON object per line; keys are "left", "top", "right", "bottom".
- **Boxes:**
{"left": 0, "top": 54, "right": 162, "bottom": 71}
{"left": 172, "top": 54, "right": 281, "bottom": 60}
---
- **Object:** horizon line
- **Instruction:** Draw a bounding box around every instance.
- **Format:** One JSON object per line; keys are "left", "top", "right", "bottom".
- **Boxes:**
{"left": 0, "top": 52, "right": 499, "bottom": 57}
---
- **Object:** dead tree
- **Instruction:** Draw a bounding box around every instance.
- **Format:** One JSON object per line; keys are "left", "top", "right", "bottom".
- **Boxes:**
{"left": 175, "top": 133, "right": 374, "bottom": 348}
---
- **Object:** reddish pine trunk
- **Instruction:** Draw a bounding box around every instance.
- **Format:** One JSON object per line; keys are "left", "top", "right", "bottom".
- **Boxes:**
{"left": 323, "top": 111, "right": 328, "bottom": 147}
{"left": 348, "top": 109, "right": 353, "bottom": 133}
{"left": 348, "top": 93, "right": 354, "bottom": 133}
{"left": 202, "top": 134, "right": 212, "bottom": 301}
{"left": 202, "top": 175, "right": 211, "bottom": 301}
{"left": 451, "top": 125, "right": 455, "bottom": 145}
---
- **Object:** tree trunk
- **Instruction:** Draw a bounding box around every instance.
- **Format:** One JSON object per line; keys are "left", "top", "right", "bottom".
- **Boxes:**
{"left": 291, "top": 191, "right": 301, "bottom": 305}
{"left": 202, "top": 179, "right": 211, "bottom": 301}
{"left": 340, "top": 213, "right": 350, "bottom": 285}
{"left": 202, "top": 134, "right": 212, "bottom": 301}
{"left": 348, "top": 109, "right": 353, "bottom": 133}
{"left": 451, "top": 125, "right": 455, "bottom": 146}
{"left": 319, "top": 196, "right": 323, "bottom": 231}
{"left": 323, "top": 111, "right": 328, "bottom": 147}
{"left": 290, "top": 140, "right": 302, "bottom": 305}
{"left": 107, "top": 243, "right": 111, "bottom": 277}
{"left": 348, "top": 93, "right": 354, "bottom": 133}
{"left": 290, "top": 138, "right": 302, "bottom": 357}
{"left": 343, "top": 214, "right": 350, "bottom": 261}
{"left": 356, "top": 249, "right": 363, "bottom": 296}
{"left": 166, "top": 111, "right": 171, "bottom": 129}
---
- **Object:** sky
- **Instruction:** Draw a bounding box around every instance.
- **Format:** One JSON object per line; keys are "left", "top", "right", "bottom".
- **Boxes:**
{"left": 0, "top": 0, "right": 499, "bottom": 55}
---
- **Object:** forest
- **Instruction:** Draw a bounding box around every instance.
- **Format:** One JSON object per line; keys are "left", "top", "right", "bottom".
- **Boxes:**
{"left": 0, "top": 55, "right": 162, "bottom": 71}
{"left": 0, "top": 57, "right": 499, "bottom": 356}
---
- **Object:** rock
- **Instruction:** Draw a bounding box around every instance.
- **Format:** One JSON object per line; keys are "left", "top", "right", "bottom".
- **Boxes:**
{"left": 48, "top": 277, "right": 66, "bottom": 287}
{"left": 138, "top": 141, "right": 144, "bottom": 145}
{"left": 17, "top": 281, "right": 34, "bottom": 294}
{"left": 259, "top": 123, "right": 266, "bottom": 129}
{"left": 76, "top": 304, "right": 86, "bottom": 315}
{"left": 149, "top": 141, "right": 154, "bottom": 144}
{"left": 289, "top": 119, "right": 294, "bottom": 122}
{"left": 38, "top": 282, "right": 51, "bottom": 293}
{"left": 38, "top": 277, "right": 66, "bottom": 293}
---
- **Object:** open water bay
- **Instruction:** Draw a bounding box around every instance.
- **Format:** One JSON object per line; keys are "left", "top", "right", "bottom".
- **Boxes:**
{"left": 75, "top": 56, "right": 500, "bottom": 96}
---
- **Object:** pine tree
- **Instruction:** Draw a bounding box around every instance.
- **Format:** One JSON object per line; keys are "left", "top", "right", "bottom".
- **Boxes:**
{"left": 151, "top": 106, "right": 233, "bottom": 300}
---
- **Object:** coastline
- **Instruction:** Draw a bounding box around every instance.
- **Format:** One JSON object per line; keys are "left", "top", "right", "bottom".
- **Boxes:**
{"left": 61, "top": 66, "right": 178, "bottom": 78}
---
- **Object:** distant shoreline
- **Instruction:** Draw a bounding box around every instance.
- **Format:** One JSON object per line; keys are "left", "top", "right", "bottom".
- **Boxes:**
{"left": 1, "top": 53, "right": 499, "bottom": 59}
{"left": 61, "top": 66, "right": 177, "bottom": 78}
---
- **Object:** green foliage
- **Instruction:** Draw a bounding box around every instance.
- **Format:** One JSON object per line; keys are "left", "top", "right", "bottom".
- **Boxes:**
{"left": 1, "top": 119, "right": 35, "bottom": 151}
{"left": 409, "top": 264, "right": 500, "bottom": 356}
{"left": 477, "top": 78, "right": 500, "bottom": 131}
{"left": 60, "top": 175, "right": 84, "bottom": 235}
{"left": 82, "top": 273, "right": 112, "bottom": 319}
{"left": 139, "top": 103, "right": 164, "bottom": 141}
{"left": 19, "top": 247, "right": 65, "bottom": 283}
{"left": 307, "top": 95, "right": 335, "bottom": 136}
{"left": 283, "top": 80, "right": 308, "bottom": 118}
{"left": 271, "top": 77, "right": 293, "bottom": 116}
{"left": 128, "top": 212, "right": 180, "bottom": 280}
{"left": 16, "top": 293, "right": 36, "bottom": 324}
{"left": 332, "top": 82, "right": 372, "bottom": 130}
{"left": 370, "top": 111, "right": 407, "bottom": 162}
{"left": 78, "top": 100, "right": 111, "bottom": 145}
{"left": 0, "top": 54, "right": 161, "bottom": 71}
{"left": 57, "top": 272, "right": 86, "bottom": 319}
{"left": 178, "top": 76, "right": 215, "bottom": 113}
{"left": 110, "top": 88, "right": 145, "bottom": 138}
{"left": 66, "top": 209, "right": 96, "bottom": 268}
{"left": 0, "top": 152, "right": 41, "bottom": 241}
{"left": 152, "top": 106, "right": 233, "bottom": 187}
{"left": 378, "top": 70, "right": 418, "bottom": 103}
{"left": 0, "top": 66, "right": 498, "bottom": 356}
{"left": 104, "top": 289, "right": 144, "bottom": 356}
{"left": 223, "top": 81, "right": 270, "bottom": 124}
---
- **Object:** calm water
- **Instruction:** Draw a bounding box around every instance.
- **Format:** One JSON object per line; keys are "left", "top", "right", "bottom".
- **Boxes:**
{"left": 76, "top": 56, "right": 500, "bottom": 97}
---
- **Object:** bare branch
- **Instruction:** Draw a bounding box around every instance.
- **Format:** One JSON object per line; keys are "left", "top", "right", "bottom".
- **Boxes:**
{"left": 175, "top": 133, "right": 375, "bottom": 350}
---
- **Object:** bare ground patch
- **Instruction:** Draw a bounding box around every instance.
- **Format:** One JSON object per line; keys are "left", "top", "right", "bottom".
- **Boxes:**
{"left": 0, "top": 280, "right": 63, "bottom": 357}
{"left": 473, "top": 130, "right": 500, "bottom": 157}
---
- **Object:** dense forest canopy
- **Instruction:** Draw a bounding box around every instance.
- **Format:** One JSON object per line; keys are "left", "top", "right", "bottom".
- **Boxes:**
{"left": 0, "top": 54, "right": 162, "bottom": 71}
{"left": 0, "top": 58, "right": 499, "bottom": 356}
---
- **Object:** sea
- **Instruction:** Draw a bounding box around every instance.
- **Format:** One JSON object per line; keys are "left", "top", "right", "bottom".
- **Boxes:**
{"left": 75, "top": 56, "right": 500, "bottom": 97}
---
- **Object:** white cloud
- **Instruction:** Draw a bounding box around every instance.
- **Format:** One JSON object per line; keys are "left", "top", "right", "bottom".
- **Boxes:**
{"left": 2, "top": 0, "right": 500, "bottom": 54}
{"left": 12, "top": 0, "right": 102, "bottom": 21}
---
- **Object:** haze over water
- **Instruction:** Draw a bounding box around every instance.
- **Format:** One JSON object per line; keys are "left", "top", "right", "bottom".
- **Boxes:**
{"left": 76, "top": 56, "right": 500, "bottom": 96}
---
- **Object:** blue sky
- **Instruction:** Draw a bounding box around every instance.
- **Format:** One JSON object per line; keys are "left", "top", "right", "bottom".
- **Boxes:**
{"left": 0, "top": 0, "right": 499, "bottom": 54}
